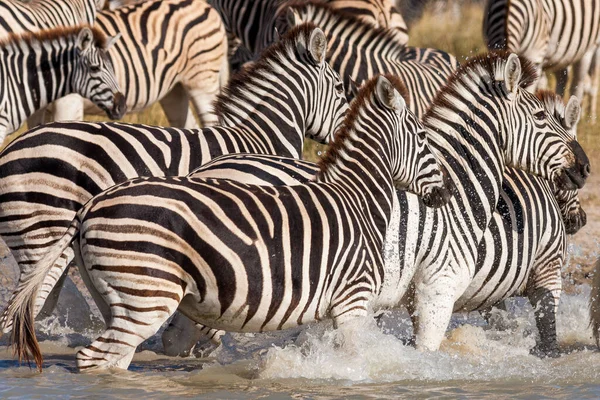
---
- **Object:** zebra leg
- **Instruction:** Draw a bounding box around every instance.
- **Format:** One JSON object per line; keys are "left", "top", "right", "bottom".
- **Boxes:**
{"left": 571, "top": 51, "right": 594, "bottom": 104}
{"left": 161, "top": 312, "right": 223, "bottom": 357}
{"left": 52, "top": 94, "right": 85, "bottom": 122}
{"left": 35, "top": 263, "right": 71, "bottom": 320}
{"left": 188, "top": 87, "right": 220, "bottom": 127}
{"left": 159, "top": 83, "right": 199, "bottom": 129}
{"left": 528, "top": 287, "right": 560, "bottom": 358}
{"left": 27, "top": 108, "right": 47, "bottom": 128}
{"left": 554, "top": 68, "right": 570, "bottom": 97}
{"left": 76, "top": 301, "right": 176, "bottom": 371}
{"left": 74, "top": 240, "right": 111, "bottom": 323}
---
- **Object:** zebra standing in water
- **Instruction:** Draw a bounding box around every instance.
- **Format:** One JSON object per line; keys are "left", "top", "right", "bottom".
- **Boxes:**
{"left": 483, "top": 0, "right": 600, "bottom": 116}
{"left": 164, "top": 91, "right": 589, "bottom": 358}
{"left": 0, "top": 26, "right": 125, "bottom": 145}
{"left": 49, "top": 0, "right": 229, "bottom": 128}
{"left": 4, "top": 74, "right": 452, "bottom": 371}
{"left": 0, "top": 23, "right": 348, "bottom": 335}
{"left": 5, "top": 52, "right": 589, "bottom": 370}
{"left": 281, "top": 1, "right": 458, "bottom": 116}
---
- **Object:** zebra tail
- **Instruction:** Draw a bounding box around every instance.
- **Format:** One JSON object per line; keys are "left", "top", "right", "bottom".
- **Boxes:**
{"left": 590, "top": 257, "right": 600, "bottom": 348}
{"left": 0, "top": 217, "right": 81, "bottom": 372}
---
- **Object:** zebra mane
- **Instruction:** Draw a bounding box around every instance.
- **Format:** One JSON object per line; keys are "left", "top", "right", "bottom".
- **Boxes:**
{"left": 316, "top": 74, "right": 409, "bottom": 178}
{"left": 278, "top": 0, "right": 407, "bottom": 47}
{"left": 213, "top": 22, "right": 321, "bottom": 120}
{"left": 536, "top": 89, "right": 565, "bottom": 118}
{"left": 423, "top": 51, "right": 538, "bottom": 123}
{"left": 0, "top": 24, "right": 107, "bottom": 49}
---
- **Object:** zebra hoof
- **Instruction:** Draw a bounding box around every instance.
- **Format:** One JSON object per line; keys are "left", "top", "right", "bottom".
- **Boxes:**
{"left": 530, "top": 343, "right": 560, "bottom": 359}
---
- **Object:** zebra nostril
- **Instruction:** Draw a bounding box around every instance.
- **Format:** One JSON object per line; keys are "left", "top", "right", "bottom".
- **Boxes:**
{"left": 584, "top": 163, "right": 591, "bottom": 178}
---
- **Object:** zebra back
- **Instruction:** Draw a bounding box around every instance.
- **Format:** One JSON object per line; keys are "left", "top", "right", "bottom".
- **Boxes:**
{"left": 0, "top": 0, "right": 98, "bottom": 36}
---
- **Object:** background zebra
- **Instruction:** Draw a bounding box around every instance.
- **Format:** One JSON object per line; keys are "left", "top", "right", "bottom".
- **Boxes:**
{"left": 0, "top": 25, "right": 125, "bottom": 146}
{"left": 208, "top": 0, "right": 408, "bottom": 71}
{"left": 483, "top": 0, "right": 600, "bottom": 117}
{"left": 0, "top": 23, "right": 348, "bottom": 338}
{"left": 0, "top": 0, "right": 100, "bottom": 35}
{"left": 3, "top": 74, "right": 451, "bottom": 371}
{"left": 282, "top": 1, "right": 458, "bottom": 116}
{"left": 48, "top": 0, "right": 229, "bottom": 128}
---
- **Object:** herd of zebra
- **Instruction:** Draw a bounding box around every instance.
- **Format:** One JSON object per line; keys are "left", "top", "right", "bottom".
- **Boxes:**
{"left": 0, "top": 0, "right": 596, "bottom": 373}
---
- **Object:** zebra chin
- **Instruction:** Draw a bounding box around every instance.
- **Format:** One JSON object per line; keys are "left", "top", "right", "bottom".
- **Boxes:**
{"left": 564, "top": 209, "right": 587, "bottom": 235}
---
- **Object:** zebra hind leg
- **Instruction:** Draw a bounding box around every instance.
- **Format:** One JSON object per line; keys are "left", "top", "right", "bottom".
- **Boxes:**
{"left": 161, "top": 312, "right": 223, "bottom": 357}
{"left": 159, "top": 83, "right": 199, "bottom": 129}
{"left": 76, "top": 301, "right": 177, "bottom": 371}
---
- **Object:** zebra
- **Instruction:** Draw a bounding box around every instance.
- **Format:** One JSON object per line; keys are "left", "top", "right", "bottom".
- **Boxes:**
{"left": 280, "top": 1, "right": 458, "bottom": 117}
{"left": 162, "top": 91, "right": 588, "bottom": 357}
{"left": 0, "top": 25, "right": 125, "bottom": 146}
{"left": 3, "top": 74, "right": 452, "bottom": 371}
{"left": 5, "top": 52, "right": 590, "bottom": 369}
{"left": 48, "top": 0, "right": 229, "bottom": 128}
{"left": 0, "top": 23, "right": 348, "bottom": 336}
{"left": 0, "top": 0, "right": 100, "bottom": 36}
{"left": 483, "top": 0, "right": 600, "bottom": 116}
{"left": 208, "top": 0, "right": 408, "bottom": 71}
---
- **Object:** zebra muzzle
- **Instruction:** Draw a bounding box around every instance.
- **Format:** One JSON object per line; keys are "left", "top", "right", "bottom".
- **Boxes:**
{"left": 108, "top": 92, "right": 127, "bottom": 120}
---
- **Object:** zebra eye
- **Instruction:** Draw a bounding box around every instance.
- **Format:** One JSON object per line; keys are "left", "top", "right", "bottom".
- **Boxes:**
{"left": 90, "top": 64, "right": 101, "bottom": 73}
{"left": 335, "top": 82, "right": 345, "bottom": 94}
{"left": 417, "top": 130, "right": 426, "bottom": 140}
{"left": 534, "top": 110, "right": 545, "bottom": 120}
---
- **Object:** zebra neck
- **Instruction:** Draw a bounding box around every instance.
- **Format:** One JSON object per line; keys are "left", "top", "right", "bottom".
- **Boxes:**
{"left": 317, "top": 121, "right": 396, "bottom": 234}
{"left": 2, "top": 38, "right": 78, "bottom": 131}
{"left": 218, "top": 84, "right": 307, "bottom": 159}
{"left": 427, "top": 98, "right": 505, "bottom": 237}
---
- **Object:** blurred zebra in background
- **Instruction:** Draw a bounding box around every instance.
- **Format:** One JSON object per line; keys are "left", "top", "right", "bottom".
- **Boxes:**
{"left": 207, "top": 0, "right": 408, "bottom": 71}
{"left": 483, "top": 0, "right": 600, "bottom": 117}
{"left": 0, "top": 24, "right": 348, "bottom": 339}
{"left": 282, "top": 1, "right": 458, "bottom": 116}
{"left": 3, "top": 75, "right": 450, "bottom": 371}
{"left": 0, "top": 26, "right": 125, "bottom": 145}
{"left": 48, "top": 0, "right": 229, "bottom": 128}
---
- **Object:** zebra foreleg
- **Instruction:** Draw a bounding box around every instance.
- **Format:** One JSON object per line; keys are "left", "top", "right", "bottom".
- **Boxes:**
{"left": 528, "top": 287, "right": 560, "bottom": 358}
{"left": 159, "top": 84, "right": 198, "bottom": 129}
{"left": 554, "top": 67, "right": 570, "bottom": 97}
{"left": 188, "top": 87, "right": 220, "bottom": 128}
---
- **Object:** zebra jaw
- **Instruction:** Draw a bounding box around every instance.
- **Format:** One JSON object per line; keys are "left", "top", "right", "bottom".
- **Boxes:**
{"left": 104, "top": 92, "right": 127, "bottom": 119}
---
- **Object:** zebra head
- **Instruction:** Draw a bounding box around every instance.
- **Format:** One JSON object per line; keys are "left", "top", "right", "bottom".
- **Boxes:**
{"left": 493, "top": 53, "right": 590, "bottom": 190}
{"left": 537, "top": 90, "right": 586, "bottom": 234}
{"left": 72, "top": 27, "right": 126, "bottom": 120}
{"left": 374, "top": 75, "right": 451, "bottom": 208}
{"left": 297, "top": 26, "right": 349, "bottom": 143}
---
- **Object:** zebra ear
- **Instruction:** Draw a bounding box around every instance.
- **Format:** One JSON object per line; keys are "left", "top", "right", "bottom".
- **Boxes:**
{"left": 95, "top": 0, "right": 106, "bottom": 10}
{"left": 77, "top": 27, "right": 95, "bottom": 52}
{"left": 376, "top": 76, "right": 406, "bottom": 112}
{"left": 104, "top": 33, "right": 121, "bottom": 51}
{"left": 503, "top": 53, "right": 522, "bottom": 95}
{"left": 307, "top": 28, "right": 327, "bottom": 65}
{"left": 564, "top": 95, "right": 582, "bottom": 130}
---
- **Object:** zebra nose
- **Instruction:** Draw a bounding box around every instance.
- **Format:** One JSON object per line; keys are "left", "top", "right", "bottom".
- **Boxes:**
{"left": 583, "top": 162, "right": 591, "bottom": 178}
{"left": 110, "top": 92, "right": 127, "bottom": 120}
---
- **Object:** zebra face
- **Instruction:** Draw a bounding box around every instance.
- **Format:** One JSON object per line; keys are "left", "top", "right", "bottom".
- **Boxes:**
{"left": 73, "top": 28, "right": 126, "bottom": 120}
{"left": 500, "top": 55, "right": 589, "bottom": 191}
{"left": 376, "top": 76, "right": 451, "bottom": 208}
{"left": 303, "top": 28, "right": 349, "bottom": 143}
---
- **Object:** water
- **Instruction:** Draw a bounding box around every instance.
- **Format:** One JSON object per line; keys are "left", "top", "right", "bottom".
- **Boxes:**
{"left": 1, "top": 288, "right": 600, "bottom": 399}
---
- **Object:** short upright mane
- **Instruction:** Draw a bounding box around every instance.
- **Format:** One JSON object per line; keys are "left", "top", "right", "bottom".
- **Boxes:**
{"left": 213, "top": 22, "right": 319, "bottom": 119}
{"left": 0, "top": 24, "right": 107, "bottom": 49}
{"left": 423, "top": 51, "right": 538, "bottom": 124}
{"left": 278, "top": 0, "right": 407, "bottom": 48}
{"left": 316, "top": 74, "right": 409, "bottom": 179}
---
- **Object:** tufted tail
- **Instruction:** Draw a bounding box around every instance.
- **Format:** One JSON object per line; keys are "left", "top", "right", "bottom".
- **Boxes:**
{"left": 0, "top": 217, "right": 81, "bottom": 372}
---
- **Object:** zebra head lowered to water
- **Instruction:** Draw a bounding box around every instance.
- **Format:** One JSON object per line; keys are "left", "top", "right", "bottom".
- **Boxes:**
{"left": 1, "top": 74, "right": 450, "bottom": 372}
{"left": 0, "top": 25, "right": 125, "bottom": 145}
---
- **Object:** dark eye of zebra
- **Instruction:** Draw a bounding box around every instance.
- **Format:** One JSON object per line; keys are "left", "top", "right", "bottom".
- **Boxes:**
{"left": 90, "top": 65, "right": 101, "bottom": 73}
{"left": 534, "top": 110, "right": 545, "bottom": 120}
{"left": 417, "top": 130, "right": 426, "bottom": 140}
{"left": 335, "top": 82, "right": 344, "bottom": 94}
